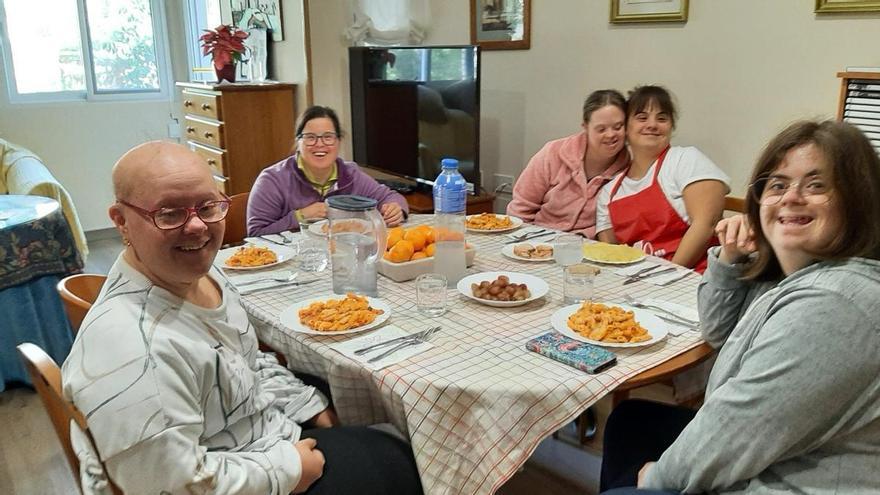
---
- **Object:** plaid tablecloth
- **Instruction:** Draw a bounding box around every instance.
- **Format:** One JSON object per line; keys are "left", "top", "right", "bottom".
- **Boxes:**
{"left": 241, "top": 216, "right": 704, "bottom": 495}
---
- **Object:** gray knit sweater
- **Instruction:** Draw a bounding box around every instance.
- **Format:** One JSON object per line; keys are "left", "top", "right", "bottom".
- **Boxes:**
{"left": 643, "top": 247, "right": 880, "bottom": 494}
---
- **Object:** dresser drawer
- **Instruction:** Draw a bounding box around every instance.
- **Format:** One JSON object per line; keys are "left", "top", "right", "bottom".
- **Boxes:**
{"left": 213, "top": 175, "right": 229, "bottom": 194}
{"left": 182, "top": 90, "right": 222, "bottom": 120}
{"left": 184, "top": 117, "right": 224, "bottom": 148}
{"left": 189, "top": 142, "right": 226, "bottom": 176}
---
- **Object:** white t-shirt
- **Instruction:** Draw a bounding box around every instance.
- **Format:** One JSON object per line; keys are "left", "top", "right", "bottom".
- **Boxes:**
{"left": 595, "top": 146, "right": 730, "bottom": 233}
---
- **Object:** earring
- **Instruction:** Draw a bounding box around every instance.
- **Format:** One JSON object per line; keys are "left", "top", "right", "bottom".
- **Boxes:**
{"left": 123, "top": 238, "right": 131, "bottom": 246}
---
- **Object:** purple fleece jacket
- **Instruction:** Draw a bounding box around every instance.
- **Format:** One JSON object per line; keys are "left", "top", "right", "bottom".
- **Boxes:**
{"left": 246, "top": 154, "right": 409, "bottom": 236}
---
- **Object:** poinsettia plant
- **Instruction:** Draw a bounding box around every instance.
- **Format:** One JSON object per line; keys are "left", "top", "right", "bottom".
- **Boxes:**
{"left": 200, "top": 25, "right": 249, "bottom": 70}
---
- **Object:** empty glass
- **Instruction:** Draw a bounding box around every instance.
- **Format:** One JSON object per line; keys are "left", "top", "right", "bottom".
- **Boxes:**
{"left": 563, "top": 264, "right": 599, "bottom": 305}
{"left": 416, "top": 273, "right": 447, "bottom": 317}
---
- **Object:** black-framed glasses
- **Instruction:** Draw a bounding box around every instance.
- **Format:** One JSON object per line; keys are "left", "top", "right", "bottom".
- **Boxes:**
{"left": 749, "top": 176, "right": 832, "bottom": 206}
{"left": 298, "top": 132, "right": 338, "bottom": 146}
{"left": 118, "top": 197, "right": 231, "bottom": 230}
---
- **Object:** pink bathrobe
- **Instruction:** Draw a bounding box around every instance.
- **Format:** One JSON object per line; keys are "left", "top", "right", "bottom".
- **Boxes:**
{"left": 507, "top": 132, "right": 629, "bottom": 238}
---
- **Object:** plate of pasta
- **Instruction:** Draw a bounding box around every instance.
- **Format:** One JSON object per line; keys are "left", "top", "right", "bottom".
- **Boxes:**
{"left": 581, "top": 242, "right": 646, "bottom": 265}
{"left": 279, "top": 293, "right": 392, "bottom": 335}
{"left": 465, "top": 213, "right": 523, "bottom": 233}
{"left": 217, "top": 244, "right": 292, "bottom": 270}
{"left": 550, "top": 302, "right": 667, "bottom": 348}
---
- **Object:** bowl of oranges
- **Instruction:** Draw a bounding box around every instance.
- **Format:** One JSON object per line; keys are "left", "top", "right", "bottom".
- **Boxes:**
{"left": 378, "top": 224, "right": 476, "bottom": 282}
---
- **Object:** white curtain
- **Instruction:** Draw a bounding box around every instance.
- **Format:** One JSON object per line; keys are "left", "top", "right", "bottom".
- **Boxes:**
{"left": 345, "top": 0, "right": 430, "bottom": 46}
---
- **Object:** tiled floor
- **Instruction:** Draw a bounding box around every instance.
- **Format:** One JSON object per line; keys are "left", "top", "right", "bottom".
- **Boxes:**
{"left": 0, "top": 232, "right": 681, "bottom": 494}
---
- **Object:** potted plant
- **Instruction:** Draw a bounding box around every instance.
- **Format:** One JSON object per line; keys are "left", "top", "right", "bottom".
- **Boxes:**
{"left": 200, "top": 25, "right": 249, "bottom": 83}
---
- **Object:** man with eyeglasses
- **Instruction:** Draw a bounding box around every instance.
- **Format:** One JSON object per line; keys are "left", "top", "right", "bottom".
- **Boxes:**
{"left": 62, "top": 142, "right": 422, "bottom": 494}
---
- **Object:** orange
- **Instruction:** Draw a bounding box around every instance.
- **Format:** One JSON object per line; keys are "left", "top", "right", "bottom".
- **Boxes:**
{"left": 424, "top": 243, "right": 436, "bottom": 257}
{"left": 386, "top": 226, "right": 404, "bottom": 248}
{"left": 411, "top": 251, "right": 428, "bottom": 260}
{"left": 416, "top": 224, "right": 435, "bottom": 244}
{"left": 387, "top": 239, "right": 414, "bottom": 263}
{"left": 403, "top": 229, "right": 428, "bottom": 252}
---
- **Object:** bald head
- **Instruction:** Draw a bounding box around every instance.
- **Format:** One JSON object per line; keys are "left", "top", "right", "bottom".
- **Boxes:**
{"left": 112, "top": 141, "right": 214, "bottom": 202}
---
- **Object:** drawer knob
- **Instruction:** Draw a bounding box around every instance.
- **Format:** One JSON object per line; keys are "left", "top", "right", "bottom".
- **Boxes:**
{"left": 204, "top": 131, "right": 214, "bottom": 139}
{"left": 186, "top": 127, "right": 195, "bottom": 134}
{"left": 201, "top": 103, "right": 211, "bottom": 110}
{"left": 207, "top": 159, "right": 217, "bottom": 165}
{"left": 184, "top": 100, "right": 192, "bottom": 107}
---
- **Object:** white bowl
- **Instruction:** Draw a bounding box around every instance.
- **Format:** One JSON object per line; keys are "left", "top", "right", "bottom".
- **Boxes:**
{"left": 457, "top": 271, "right": 549, "bottom": 307}
{"left": 378, "top": 246, "right": 477, "bottom": 282}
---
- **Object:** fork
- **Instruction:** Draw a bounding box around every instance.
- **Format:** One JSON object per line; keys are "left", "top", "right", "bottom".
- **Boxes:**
{"left": 622, "top": 294, "right": 700, "bottom": 326}
{"left": 505, "top": 229, "right": 549, "bottom": 244}
{"left": 278, "top": 232, "right": 294, "bottom": 244}
{"left": 366, "top": 326, "right": 441, "bottom": 363}
{"left": 354, "top": 326, "right": 440, "bottom": 355}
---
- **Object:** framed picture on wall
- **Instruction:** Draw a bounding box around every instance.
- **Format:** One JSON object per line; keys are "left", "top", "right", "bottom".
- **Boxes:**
{"left": 610, "top": 0, "right": 689, "bottom": 24}
{"left": 815, "top": 0, "right": 880, "bottom": 13}
{"left": 221, "top": 0, "right": 284, "bottom": 41}
{"left": 470, "top": 0, "right": 531, "bottom": 50}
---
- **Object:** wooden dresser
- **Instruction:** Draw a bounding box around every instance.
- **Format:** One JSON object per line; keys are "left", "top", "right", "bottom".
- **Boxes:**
{"left": 176, "top": 82, "right": 297, "bottom": 194}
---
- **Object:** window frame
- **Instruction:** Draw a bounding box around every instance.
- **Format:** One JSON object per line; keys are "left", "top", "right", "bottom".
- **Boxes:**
{"left": 0, "top": 0, "right": 173, "bottom": 104}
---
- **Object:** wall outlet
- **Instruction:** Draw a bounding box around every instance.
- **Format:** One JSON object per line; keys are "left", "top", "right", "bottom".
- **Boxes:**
{"left": 492, "top": 174, "right": 515, "bottom": 194}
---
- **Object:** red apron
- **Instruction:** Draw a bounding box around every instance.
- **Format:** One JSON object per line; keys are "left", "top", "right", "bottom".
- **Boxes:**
{"left": 607, "top": 146, "right": 714, "bottom": 273}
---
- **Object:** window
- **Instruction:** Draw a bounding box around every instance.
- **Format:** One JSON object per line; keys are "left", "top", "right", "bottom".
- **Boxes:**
{"left": 0, "top": 0, "right": 171, "bottom": 102}
{"left": 386, "top": 48, "right": 475, "bottom": 82}
{"left": 183, "top": 0, "right": 222, "bottom": 82}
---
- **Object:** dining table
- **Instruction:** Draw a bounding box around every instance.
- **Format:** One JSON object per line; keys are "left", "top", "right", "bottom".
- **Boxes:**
{"left": 233, "top": 215, "right": 706, "bottom": 495}
{"left": 0, "top": 195, "right": 83, "bottom": 391}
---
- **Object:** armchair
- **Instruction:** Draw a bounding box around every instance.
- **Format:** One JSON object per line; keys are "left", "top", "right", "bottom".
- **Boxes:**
{"left": 1, "top": 138, "right": 88, "bottom": 260}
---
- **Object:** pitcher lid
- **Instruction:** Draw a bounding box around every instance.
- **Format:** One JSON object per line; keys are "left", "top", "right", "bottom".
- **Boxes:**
{"left": 326, "top": 195, "right": 378, "bottom": 212}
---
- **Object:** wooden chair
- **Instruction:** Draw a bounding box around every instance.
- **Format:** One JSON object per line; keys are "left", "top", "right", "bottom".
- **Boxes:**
{"left": 57, "top": 274, "right": 106, "bottom": 333}
{"left": 17, "top": 343, "right": 123, "bottom": 494}
{"left": 223, "top": 191, "right": 249, "bottom": 246}
{"left": 724, "top": 195, "right": 746, "bottom": 214}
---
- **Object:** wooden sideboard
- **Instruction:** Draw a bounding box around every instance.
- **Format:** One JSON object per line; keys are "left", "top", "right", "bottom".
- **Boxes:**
{"left": 403, "top": 190, "right": 496, "bottom": 215}
{"left": 176, "top": 82, "right": 296, "bottom": 194}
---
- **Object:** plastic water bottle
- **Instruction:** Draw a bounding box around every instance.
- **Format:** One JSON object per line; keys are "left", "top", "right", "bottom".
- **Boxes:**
{"left": 433, "top": 158, "right": 467, "bottom": 287}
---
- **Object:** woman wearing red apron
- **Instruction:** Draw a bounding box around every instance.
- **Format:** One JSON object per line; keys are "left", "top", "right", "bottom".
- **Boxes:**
{"left": 595, "top": 86, "right": 729, "bottom": 273}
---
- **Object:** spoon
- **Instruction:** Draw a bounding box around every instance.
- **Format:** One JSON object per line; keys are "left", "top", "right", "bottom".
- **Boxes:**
{"left": 236, "top": 270, "right": 298, "bottom": 286}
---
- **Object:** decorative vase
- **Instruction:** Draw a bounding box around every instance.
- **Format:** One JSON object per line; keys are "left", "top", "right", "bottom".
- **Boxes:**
{"left": 215, "top": 63, "right": 236, "bottom": 83}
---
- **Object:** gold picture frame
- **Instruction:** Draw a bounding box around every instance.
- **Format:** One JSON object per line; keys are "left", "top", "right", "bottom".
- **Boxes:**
{"left": 815, "top": 0, "right": 880, "bottom": 13}
{"left": 470, "top": 0, "right": 531, "bottom": 51}
{"left": 610, "top": 0, "right": 689, "bottom": 24}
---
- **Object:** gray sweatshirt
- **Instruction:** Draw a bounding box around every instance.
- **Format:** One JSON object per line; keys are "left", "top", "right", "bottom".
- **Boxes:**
{"left": 643, "top": 247, "right": 880, "bottom": 494}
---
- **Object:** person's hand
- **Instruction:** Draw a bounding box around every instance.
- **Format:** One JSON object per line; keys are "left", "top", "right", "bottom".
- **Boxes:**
{"left": 715, "top": 214, "right": 757, "bottom": 265}
{"left": 293, "top": 438, "right": 325, "bottom": 493}
{"left": 308, "top": 407, "right": 339, "bottom": 428}
{"left": 299, "top": 202, "right": 327, "bottom": 221}
{"left": 637, "top": 461, "right": 656, "bottom": 488}
{"left": 381, "top": 203, "right": 404, "bottom": 227}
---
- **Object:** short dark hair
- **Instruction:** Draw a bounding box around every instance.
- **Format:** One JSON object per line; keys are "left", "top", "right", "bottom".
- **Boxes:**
{"left": 582, "top": 89, "right": 626, "bottom": 124}
{"left": 744, "top": 120, "right": 880, "bottom": 280}
{"left": 626, "top": 85, "right": 677, "bottom": 129}
{"left": 295, "top": 105, "right": 344, "bottom": 138}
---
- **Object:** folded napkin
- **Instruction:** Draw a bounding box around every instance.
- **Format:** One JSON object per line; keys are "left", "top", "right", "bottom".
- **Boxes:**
{"left": 328, "top": 325, "right": 435, "bottom": 371}
{"left": 224, "top": 270, "right": 296, "bottom": 295}
{"left": 641, "top": 298, "right": 700, "bottom": 336}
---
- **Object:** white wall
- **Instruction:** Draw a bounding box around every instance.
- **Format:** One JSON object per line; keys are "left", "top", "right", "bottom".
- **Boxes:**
{"left": 305, "top": 0, "right": 880, "bottom": 199}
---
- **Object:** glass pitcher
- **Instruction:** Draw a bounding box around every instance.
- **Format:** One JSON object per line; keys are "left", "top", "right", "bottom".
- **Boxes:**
{"left": 326, "top": 195, "right": 387, "bottom": 296}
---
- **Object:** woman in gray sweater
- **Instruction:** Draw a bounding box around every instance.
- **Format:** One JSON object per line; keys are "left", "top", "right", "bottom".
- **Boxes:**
{"left": 601, "top": 119, "right": 880, "bottom": 494}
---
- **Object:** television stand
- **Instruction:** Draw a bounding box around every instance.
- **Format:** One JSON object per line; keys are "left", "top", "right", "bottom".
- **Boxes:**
{"left": 403, "top": 190, "right": 496, "bottom": 215}
{"left": 377, "top": 179, "right": 416, "bottom": 194}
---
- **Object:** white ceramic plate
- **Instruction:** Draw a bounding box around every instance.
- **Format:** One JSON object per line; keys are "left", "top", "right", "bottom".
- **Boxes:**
{"left": 457, "top": 271, "right": 549, "bottom": 307}
{"left": 217, "top": 244, "right": 295, "bottom": 271}
{"left": 279, "top": 295, "right": 392, "bottom": 336}
{"left": 550, "top": 302, "right": 668, "bottom": 348}
{"left": 307, "top": 220, "right": 329, "bottom": 237}
{"left": 465, "top": 214, "right": 524, "bottom": 233}
{"left": 581, "top": 243, "right": 646, "bottom": 265}
{"left": 501, "top": 243, "right": 555, "bottom": 262}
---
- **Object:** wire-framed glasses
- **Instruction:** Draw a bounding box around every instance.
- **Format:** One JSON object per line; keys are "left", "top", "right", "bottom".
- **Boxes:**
{"left": 298, "top": 132, "right": 338, "bottom": 146}
{"left": 117, "top": 198, "right": 231, "bottom": 230}
{"left": 749, "top": 175, "right": 832, "bottom": 206}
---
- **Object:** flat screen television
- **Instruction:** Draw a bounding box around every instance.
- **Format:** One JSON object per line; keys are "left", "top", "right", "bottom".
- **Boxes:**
{"left": 349, "top": 45, "right": 481, "bottom": 194}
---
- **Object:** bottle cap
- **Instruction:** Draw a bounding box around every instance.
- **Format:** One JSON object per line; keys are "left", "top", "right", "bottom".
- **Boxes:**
{"left": 440, "top": 158, "right": 459, "bottom": 169}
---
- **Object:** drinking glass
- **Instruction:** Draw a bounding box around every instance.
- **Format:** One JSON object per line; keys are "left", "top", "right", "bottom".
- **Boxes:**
{"left": 563, "top": 264, "right": 598, "bottom": 305}
{"left": 554, "top": 234, "right": 584, "bottom": 267}
{"left": 297, "top": 237, "right": 329, "bottom": 272}
{"left": 415, "top": 273, "right": 447, "bottom": 317}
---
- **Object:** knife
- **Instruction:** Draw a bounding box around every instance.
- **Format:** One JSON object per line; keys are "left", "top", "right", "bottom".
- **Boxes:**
{"left": 239, "top": 278, "right": 321, "bottom": 294}
{"left": 504, "top": 231, "right": 554, "bottom": 244}
{"left": 257, "top": 235, "right": 287, "bottom": 246}
{"left": 622, "top": 266, "right": 677, "bottom": 285}
{"left": 625, "top": 264, "right": 665, "bottom": 279}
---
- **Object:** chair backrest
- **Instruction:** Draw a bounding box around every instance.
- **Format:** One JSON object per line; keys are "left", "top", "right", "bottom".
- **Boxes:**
{"left": 724, "top": 195, "right": 746, "bottom": 214}
{"left": 17, "top": 343, "right": 122, "bottom": 494}
{"left": 223, "top": 191, "right": 249, "bottom": 246}
{"left": 57, "top": 274, "right": 107, "bottom": 333}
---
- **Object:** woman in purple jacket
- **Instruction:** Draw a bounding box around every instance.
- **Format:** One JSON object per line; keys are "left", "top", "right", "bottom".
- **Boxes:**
{"left": 247, "top": 106, "right": 409, "bottom": 236}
